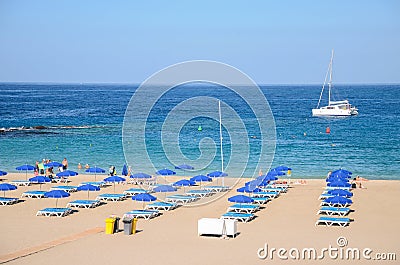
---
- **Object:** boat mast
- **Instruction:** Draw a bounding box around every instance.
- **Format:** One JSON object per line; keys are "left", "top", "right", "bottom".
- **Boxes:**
{"left": 218, "top": 100, "right": 224, "bottom": 186}
{"left": 328, "top": 49, "right": 334, "bottom": 106}
{"left": 316, "top": 50, "right": 333, "bottom": 108}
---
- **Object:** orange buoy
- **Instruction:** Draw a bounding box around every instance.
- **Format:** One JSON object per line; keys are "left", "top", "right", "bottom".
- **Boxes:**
{"left": 326, "top": 127, "right": 331, "bottom": 134}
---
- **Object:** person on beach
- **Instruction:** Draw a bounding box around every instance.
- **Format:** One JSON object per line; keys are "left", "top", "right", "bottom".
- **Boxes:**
{"left": 46, "top": 167, "right": 54, "bottom": 179}
{"left": 326, "top": 171, "right": 332, "bottom": 179}
{"left": 35, "top": 161, "right": 39, "bottom": 175}
{"left": 109, "top": 165, "right": 116, "bottom": 176}
{"left": 128, "top": 166, "right": 132, "bottom": 176}
{"left": 85, "top": 163, "right": 90, "bottom": 169}
{"left": 351, "top": 178, "right": 357, "bottom": 189}
{"left": 38, "top": 160, "right": 45, "bottom": 175}
{"left": 77, "top": 163, "right": 82, "bottom": 170}
{"left": 355, "top": 175, "right": 367, "bottom": 188}
{"left": 62, "top": 158, "right": 68, "bottom": 170}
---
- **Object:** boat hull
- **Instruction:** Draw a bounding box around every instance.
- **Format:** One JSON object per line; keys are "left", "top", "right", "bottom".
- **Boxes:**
{"left": 312, "top": 108, "right": 358, "bottom": 117}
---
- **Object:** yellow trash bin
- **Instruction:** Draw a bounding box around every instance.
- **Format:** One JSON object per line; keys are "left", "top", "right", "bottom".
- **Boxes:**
{"left": 132, "top": 218, "right": 138, "bottom": 234}
{"left": 105, "top": 217, "right": 116, "bottom": 234}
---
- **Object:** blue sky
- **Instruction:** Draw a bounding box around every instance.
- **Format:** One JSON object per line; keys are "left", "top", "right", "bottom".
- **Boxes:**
{"left": 0, "top": 0, "right": 399, "bottom": 84}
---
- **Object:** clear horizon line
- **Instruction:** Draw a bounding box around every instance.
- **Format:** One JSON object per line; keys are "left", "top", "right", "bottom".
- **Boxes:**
{"left": 0, "top": 81, "right": 399, "bottom": 86}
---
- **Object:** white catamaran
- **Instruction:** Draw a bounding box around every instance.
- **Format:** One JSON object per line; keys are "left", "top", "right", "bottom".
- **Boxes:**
{"left": 312, "top": 50, "right": 358, "bottom": 117}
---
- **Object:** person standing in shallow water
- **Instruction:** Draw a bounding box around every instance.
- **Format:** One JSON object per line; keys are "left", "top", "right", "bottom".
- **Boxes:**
{"left": 62, "top": 158, "right": 68, "bottom": 170}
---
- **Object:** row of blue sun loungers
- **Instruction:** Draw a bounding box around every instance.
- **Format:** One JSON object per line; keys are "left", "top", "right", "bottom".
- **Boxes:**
{"left": 315, "top": 183, "right": 353, "bottom": 227}
{"left": 36, "top": 200, "right": 102, "bottom": 217}
{"left": 219, "top": 184, "right": 286, "bottom": 222}
{"left": 121, "top": 186, "right": 230, "bottom": 221}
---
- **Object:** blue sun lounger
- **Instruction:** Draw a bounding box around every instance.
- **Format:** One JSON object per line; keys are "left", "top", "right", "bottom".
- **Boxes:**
{"left": 319, "top": 193, "right": 335, "bottom": 200}
{"left": 166, "top": 195, "right": 198, "bottom": 204}
{"left": 81, "top": 181, "right": 107, "bottom": 187}
{"left": 0, "top": 197, "right": 20, "bottom": 205}
{"left": 96, "top": 193, "right": 126, "bottom": 201}
{"left": 51, "top": 177, "right": 68, "bottom": 183}
{"left": 317, "top": 207, "right": 351, "bottom": 216}
{"left": 67, "top": 200, "right": 101, "bottom": 208}
{"left": 273, "top": 183, "right": 289, "bottom": 190}
{"left": 228, "top": 204, "right": 259, "bottom": 213}
{"left": 123, "top": 188, "right": 150, "bottom": 196}
{"left": 203, "top": 186, "right": 230, "bottom": 192}
{"left": 251, "top": 191, "right": 279, "bottom": 199}
{"left": 221, "top": 212, "right": 255, "bottom": 223}
{"left": 251, "top": 197, "right": 270, "bottom": 204}
{"left": 320, "top": 201, "right": 352, "bottom": 208}
{"left": 186, "top": 190, "right": 213, "bottom": 198}
{"left": 315, "top": 216, "right": 350, "bottom": 227}
{"left": 325, "top": 186, "right": 351, "bottom": 191}
{"left": 10, "top": 180, "right": 30, "bottom": 186}
{"left": 36, "top": 207, "right": 73, "bottom": 217}
{"left": 123, "top": 209, "right": 161, "bottom": 220}
{"left": 146, "top": 202, "right": 178, "bottom": 211}
{"left": 261, "top": 187, "right": 285, "bottom": 193}
{"left": 51, "top": 186, "right": 78, "bottom": 193}
{"left": 21, "top": 190, "right": 47, "bottom": 199}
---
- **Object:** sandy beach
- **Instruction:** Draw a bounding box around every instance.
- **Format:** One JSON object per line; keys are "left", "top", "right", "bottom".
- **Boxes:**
{"left": 0, "top": 173, "right": 399, "bottom": 264}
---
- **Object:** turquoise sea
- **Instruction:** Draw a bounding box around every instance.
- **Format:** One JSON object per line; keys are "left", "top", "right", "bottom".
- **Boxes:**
{"left": 0, "top": 83, "right": 399, "bottom": 179}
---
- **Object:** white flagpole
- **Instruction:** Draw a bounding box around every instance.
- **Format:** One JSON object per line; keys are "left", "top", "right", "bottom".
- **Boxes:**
{"left": 218, "top": 100, "right": 224, "bottom": 186}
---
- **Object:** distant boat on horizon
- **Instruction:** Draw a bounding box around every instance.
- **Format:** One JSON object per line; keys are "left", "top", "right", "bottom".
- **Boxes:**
{"left": 312, "top": 50, "right": 358, "bottom": 117}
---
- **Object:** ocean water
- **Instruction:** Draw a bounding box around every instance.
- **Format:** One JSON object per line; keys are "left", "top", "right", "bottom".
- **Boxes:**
{"left": 0, "top": 83, "right": 399, "bottom": 180}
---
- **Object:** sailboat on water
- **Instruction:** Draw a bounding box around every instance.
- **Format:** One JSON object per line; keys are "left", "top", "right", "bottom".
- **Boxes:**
{"left": 312, "top": 50, "right": 358, "bottom": 117}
